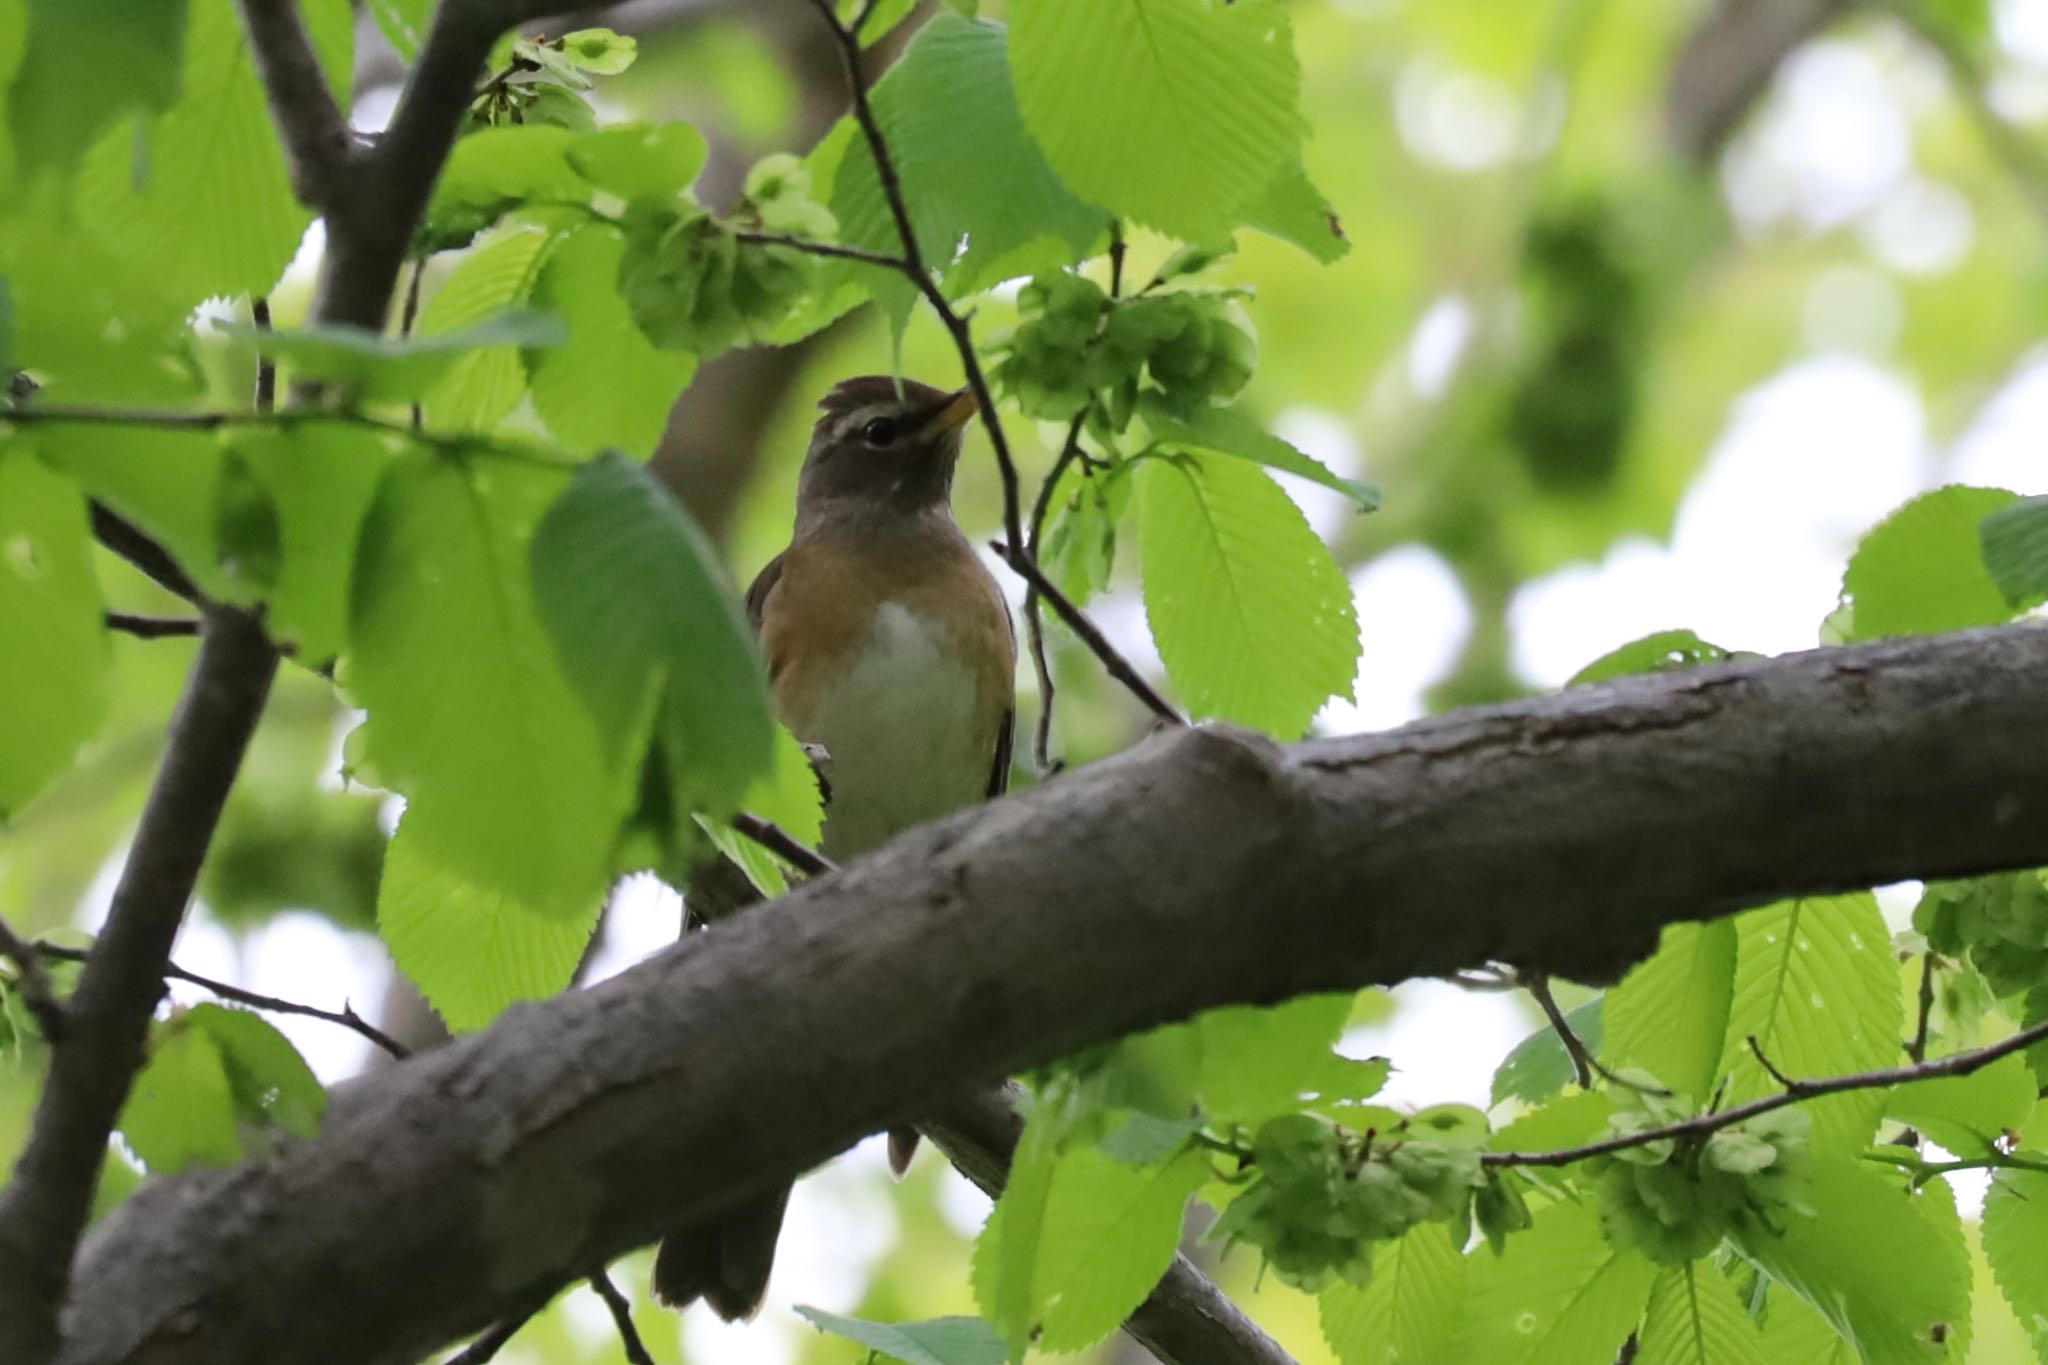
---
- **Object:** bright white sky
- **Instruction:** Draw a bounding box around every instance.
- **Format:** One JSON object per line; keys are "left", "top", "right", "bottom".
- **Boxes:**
{"left": 85, "top": 10, "right": 2048, "bottom": 1359}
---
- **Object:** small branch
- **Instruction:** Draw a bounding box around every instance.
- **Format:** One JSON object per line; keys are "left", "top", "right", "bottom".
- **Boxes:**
{"left": 1907, "top": 952, "right": 1936, "bottom": 1064}
{"left": 440, "top": 1300, "right": 545, "bottom": 1365}
{"left": 33, "top": 943, "right": 408, "bottom": 1061}
{"left": 10, "top": 404, "right": 574, "bottom": 468}
{"left": 1528, "top": 974, "right": 1594, "bottom": 1091}
{"left": 89, "top": 502, "right": 204, "bottom": 608}
{"left": 587, "top": 1269, "right": 657, "bottom": 1365}
{"left": 994, "top": 540, "right": 1184, "bottom": 729}
{"left": 104, "top": 613, "right": 202, "bottom": 641}
{"left": 251, "top": 297, "right": 277, "bottom": 413}
{"left": 730, "top": 812, "right": 837, "bottom": 879}
{"left": 1744, "top": 1034, "right": 1805, "bottom": 1093}
{"left": 1489, "top": 1007, "right": 2048, "bottom": 1169}
{"left": 0, "top": 914, "right": 65, "bottom": 1044}
{"left": 233, "top": 0, "right": 355, "bottom": 208}
{"left": 1023, "top": 413, "right": 1091, "bottom": 773}
{"left": 733, "top": 231, "right": 914, "bottom": 273}
{"left": 0, "top": 608, "right": 279, "bottom": 1365}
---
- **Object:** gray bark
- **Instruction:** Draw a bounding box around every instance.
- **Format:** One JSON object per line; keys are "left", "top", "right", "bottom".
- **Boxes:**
{"left": 55, "top": 624, "right": 2048, "bottom": 1364}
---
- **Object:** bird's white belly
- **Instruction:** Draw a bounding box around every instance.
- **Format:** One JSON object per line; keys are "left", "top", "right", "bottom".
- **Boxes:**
{"left": 794, "top": 601, "right": 989, "bottom": 860}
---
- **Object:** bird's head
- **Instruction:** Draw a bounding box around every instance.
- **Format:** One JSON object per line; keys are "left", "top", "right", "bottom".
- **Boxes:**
{"left": 795, "top": 376, "right": 979, "bottom": 520}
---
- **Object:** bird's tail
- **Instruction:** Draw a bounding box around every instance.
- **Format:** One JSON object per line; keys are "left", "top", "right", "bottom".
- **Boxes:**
{"left": 651, "top": 1183, "right": 792, "bottom": 1322}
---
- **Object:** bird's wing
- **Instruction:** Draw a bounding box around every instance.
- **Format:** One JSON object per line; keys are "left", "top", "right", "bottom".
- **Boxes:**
{"left": 987, "top": 705, "right": 1014, "bottom": 799}
{"left": 744, "top": 551, "right": 786, "bottom": 634}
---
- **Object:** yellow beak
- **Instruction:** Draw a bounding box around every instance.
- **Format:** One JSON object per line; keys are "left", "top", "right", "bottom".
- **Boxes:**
{"left": 921, "top": 387, "right": 979, "bottom": 438}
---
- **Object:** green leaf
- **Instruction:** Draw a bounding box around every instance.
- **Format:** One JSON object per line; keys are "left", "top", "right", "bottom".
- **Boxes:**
{"left": 973, "top": 1105, "right": 1062, "bottom": 1356}
{"left": 795, "top": 1309, "right": 1006, "bottom": 1365}
{"left": 1142, "top": 399, "right": 1378, "bottom": 509}
{"left": 188, "top": 1004, "right": 326, "bottom": 1141}
{"left": 1491, "top": 1091, "right": 1615, "bottom": 1154}
{"left": 230, "top": 425, "right": 398, "bottom": 662}
{"left": 421, "top": 125, "right": 586, "bottom": 249}
{"left": 556, "top": 28, "right": 635, "bottom": 74}
{"left": 566, "top": 122, "right": 706, "bottom": 204}
{"left": 821, "top": 14, "right": 1104, "bottom": 311}
{"left": 1731, "top": 1158, "right": 1971, "bottom": 1365}
{"left": 1492, "top": 998, "right": 1603, "bottom": 1106}
{"left": 1717, "top": 894, "right": 1901, "bottom": 1153}
{"left": 1010, "top": 0, "right": 1304, "bottom": 239}
{"left": 529, "top": 452, "right": 774, "bottom": 822}
{"left": 217, "top": 311, "right": 568, "bottom": 405}
{"left": 1192, "top": 993, "right": 1353, "bottom": 1121}
{"left": 1242, "top": 161, "right": 1350, "bottom": 264}
{"left": 418, "top": 227, "right": 561, "bottom": 433}
{"left": 1757, "top": 1287, "right": 1858, "bottom": 1365}
{"left": 0, "top": 220, "right": 195, "bottom": 403}
{"left": 1318, "top": 1221, "right": 1467, "bottom": 1365}
{"left": 1137, "top": 452, "right": 1359, "bottom": 738}
{"left": 118, "top": 1013, "right": 241, "bottom": 1173}
{"left": 1885, "top": 1052, "right": 2035, "bottom": 1156}
{"left": 1031, "top": 1145, "right": 1209, "bottom": 1351}
{"left": 349, "top": 451, "right": 620, "bottom": 914}
{"left": 1983, "top": 1164, "right": 2048, "bottom": 1364}
{"left": 1604, "top": 920, "right": 1736, "bottom": 1104}
{"left": 1568, "top": 630, "right": 1736, "bottom": 687}
{"left": 0, "top": 450, "right": 109, "bottom": 818}
{"left": 72, "top": 0, "right": 352, "bottom": 309}
{"left": 1980, "top": 495, "right": 2048, "bottom": 608}
{"left": 376, "top": 815, "right": 601, "bottom": 1032}
{"left": 1453, "top": 1195, "right": 1659, "bottom": 1365}
{"left": 8, "top": 0, "right": 187, "bottom": 179}
{"left": 526, "top": 224, "right": 697, "bottom": 455}
{"left": 1840, "top": 485, "right": 2023, "bottom": 641}
{"left": 365, "top": 0, "right": 432, "bottom": 61}
{"left": 1635, "top": 1263, "right": 1766, "bottom": 1365}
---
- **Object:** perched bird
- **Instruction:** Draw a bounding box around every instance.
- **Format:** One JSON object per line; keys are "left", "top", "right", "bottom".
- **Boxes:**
{"left": 653, "top": 375, "right": 1016, "bottom": 1320}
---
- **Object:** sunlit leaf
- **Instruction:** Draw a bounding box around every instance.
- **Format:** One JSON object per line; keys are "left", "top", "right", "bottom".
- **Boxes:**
{"left": 795, "top": 1308, "right": 1005, "bottom": 1365}
{"left": 1604, "top": 920, "right": 1736, "bottom": 1104}
{"left": 1636, "top": 1263, "right": 1765, "bottom": 1365}
{"left": 418, "top": 227, "right": 561, "bottom": 433}
{"left": 1568, "top": 629, "right": 1735, "bottom": 688}
{"left": 1840, "top": 485, "right": 2023, "bottom": 641}
{"left": 1983, "top": 1163, "right": 2048, "bottom": 1364}
{"left": 217, "top": 311, "right": 567, "bottom": 405}
{"left": 1319, "top": 1222, "right": 1467, "bottom": 1365}
{"left": 1137, "top": 451, "right": 1359, "bottom": 738}
{"left": 1142, "top": 399, "right": 1378, "bottom": 509}
{"left": 350, "top": 451, "right": 620, "bottom": 914}
{"left": 0, "top": 449, "right": 109, "bottom": 818}
{"left": 1453, "top": 1196, "right": 1658, "bottom": 1364}
{"left": 376, "top": 815, "right": 600, "bottom": 1032}
{"left": 1010, "top": 0, "right": 1304, "bottom": 238}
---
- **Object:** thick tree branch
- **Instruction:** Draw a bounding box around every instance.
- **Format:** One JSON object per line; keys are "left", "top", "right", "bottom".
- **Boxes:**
{"left": 1665, "top": 0, "right": 1859, "bottom": 166}
{"left": 234, "top": 0, "right": 356, "bottom": 207}
{"left": 0, "top": 610, "right": 279, "bottom": 1365}
{"left": 53, "top": 625, "right": 2048, "bottom": 1365}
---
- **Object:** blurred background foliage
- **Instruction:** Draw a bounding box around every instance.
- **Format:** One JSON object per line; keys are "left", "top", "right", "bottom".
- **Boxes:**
{"left": 5, "top": 0, "right": 2048, "bottom": 1360}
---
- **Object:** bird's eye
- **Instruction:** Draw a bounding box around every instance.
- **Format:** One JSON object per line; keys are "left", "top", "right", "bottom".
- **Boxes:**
{"left": 860, "top": 416, "right": 898, "bottom": 446}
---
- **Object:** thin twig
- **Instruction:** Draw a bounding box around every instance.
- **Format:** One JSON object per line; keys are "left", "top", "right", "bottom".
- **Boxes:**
{"left": 6, "top": 404, "right": 574, "bottom": 468}
{"left": 730, "top": 813, "right": 837, "bottom": 879}
{"left": 401, "top": 258, "right": 427, "bottom": 430}
{"left": 1744, "top": 1034, "right": 1804, "bottom": 1093}
{"left": 1907, "top": 952, "right": 1937, "bottom": 1064}
{"left": 440, "top": 1301, "right": 545, "bottom": 1365}
{"left": 734, "top": 231, "right": 912, "bottom": 272}
{"left": 994, "top": 541, "right": 1183, "bottom": 728}
{"left": 251, "top": 297, "right": 277, "bottom": 413}
{"left": 587, "top": 1269, "right": 657, "bottom": 1365}
{"left": 0, "top": 915, "right": 65, "bottom": 1043}
{"left": 1487, "top": 1008, "right": 2048, "bottom": 1169}
{"left": 1527, "top": 974, "right": 1594, "bottom": 1090}
{"left": 1023, "top": 413, "right": 1091, "bottom": 772}
{"left": 35, "top": 943, "right": 409, "bottom": 1060}
{"left": 89, "top": 502, "right": 204, "bottom": 607}
{"left": 104, "top": 613, "right": 202, "bottom": 641}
